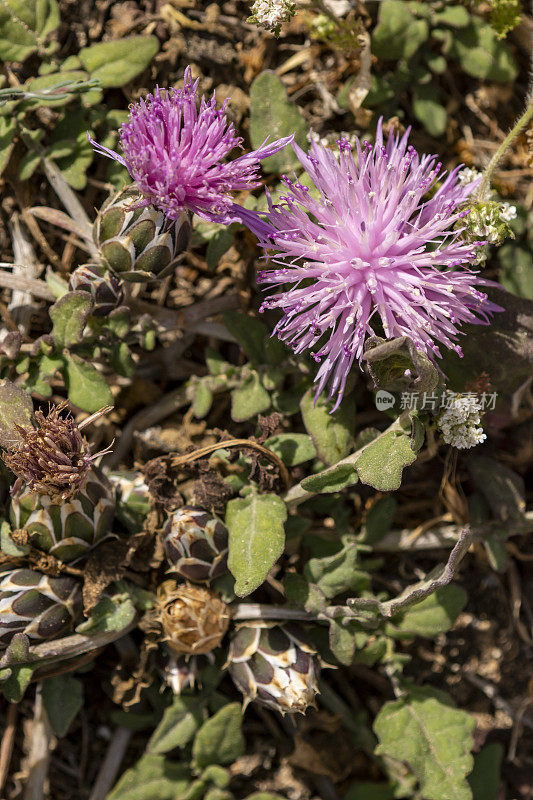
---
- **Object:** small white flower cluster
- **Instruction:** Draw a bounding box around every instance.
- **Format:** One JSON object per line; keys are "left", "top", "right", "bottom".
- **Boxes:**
{"left": 437, "top": 394, "right": 487, "bottom": 450}
{"left": 248, "top": 0, "right": 296, "bottom": 33}
{"left": 458, "top": 167, "right": 481, "bottom": 186}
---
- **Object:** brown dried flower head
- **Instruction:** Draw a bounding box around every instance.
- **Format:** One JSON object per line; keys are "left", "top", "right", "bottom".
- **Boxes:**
{"left": 157, "top": 580, "right": 230, "bottom": 656}
{"left": 2, "top": 402, "right": 111, "bottom": 502}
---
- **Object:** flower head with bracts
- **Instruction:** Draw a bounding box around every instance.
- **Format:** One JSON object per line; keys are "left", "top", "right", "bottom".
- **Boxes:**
{"left": 89, "top": 67, "right": 292, "bottom": 224}
{"left": 240, "top": 121, "right": 502, "bottom": 409}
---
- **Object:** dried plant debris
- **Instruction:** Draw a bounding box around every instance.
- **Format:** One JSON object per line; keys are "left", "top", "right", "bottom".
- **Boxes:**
{"left": 0, "top": 1, "right": 531, "bottom": 799}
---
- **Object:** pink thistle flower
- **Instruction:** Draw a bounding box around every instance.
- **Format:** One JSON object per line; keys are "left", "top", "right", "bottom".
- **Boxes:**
{"left": 89, "top": 67, "right": 292, "bottom": 223}
{"left": 240, "top": 122, "right": 502, "bottom": 409}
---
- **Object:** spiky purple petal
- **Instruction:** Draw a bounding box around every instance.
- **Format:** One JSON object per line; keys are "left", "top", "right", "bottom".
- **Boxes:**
{"left": 89, "top": 67, "right": 293, "bottom": 223}
{"left": 242, "top": 122, "right": 502, "bottom": 408}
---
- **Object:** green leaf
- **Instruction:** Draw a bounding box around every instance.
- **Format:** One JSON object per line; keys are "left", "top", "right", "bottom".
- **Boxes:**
{"left": 374, "top": 686, "right": 476, "bottom": 800}
{"left": 222, "top": 311, "right": 267, "bottom": 364}
{"left": 0, "top": 0, "right": 59, "bottom": 62}
{"left": 354, "top": 419, "right": 419, "bottom": 491}
{"left": 304, "top": 543, "right": 370, "bottom": 599}
{"left": 231, "top": 372, "right": 271, "bottom": 422}
{"left": 449, "top": 18, "right": 518, "bottom": 82}
{"left": 192, "top": 703, "right": 245, "bottom": 768}
{"left": 18, "top": 149, "right": 41, "bottom": 181}
{"left": 344, "top": 782, "right": 395, "bottom": 800}
{"left": 206, "top": 229, "right": 234, "bottom": 271}
{"left": 468, "top": 743, "right": 503, "bottom": 800}
{"left": 107, "top": 755, "right": 190, "bottom": 800}
{"left": 62, "top": 354, "right": 113, "bottom": 413}
{"left": 284, "top": 573, "right": 327, "bottom": 614}
{"left": 372, "top": 0, "right": 428, "bottom": 60}
{"left": 49, "top": 291, "right": 93, "bottom": 347}
{"left": 0, "top": 664, "right": 34, "bottom": 702}
{"left": 434, "top": 6, "right": 470, "bottom": 27}
{"left": 193, "top": 382, "right": 214, "bottom": 419}
{"left": 76, "top": 593, "right": 136, "bottom": 634}
{"left": 0, "top": 116, "right": 16, "bottom": 176}
{"left": 467, "top": 456, "right": 525, "bottom": 522}
{"left": 1, "top": 520, "right": 29, "bottom": 557}
{"left": 329, "top": 617, "right": 359, "bottom": 665}
{"left": 0, "top": 378, "right": 33, "bottom": 449}
{"left": 201, "top": 765, "right": 230, "bottom": 789}
{"left": 300, "top": 389, "right": 355, "bottom": 466}
{"left": 227, "top": 492, "right": 287, "bottom": 597}
{"left": 300, "top": 463, "right": 358, "bottom": 494}
{"left": 110, "top": 341, "right": 135, "bottom": 378}
{"left": 249, "top": 71, "right": 308, "bottom": 173}
{"left": 412, "top": 85, "right": 448, "bottom": 137}
{"left": 361, "top": 496, "right": 397, "bottom": 544}
{"left": 264, "top": 433, "right": 317, "bottom": 466}
{"left": 499, "top": 243, "right": 533, "bottom": 299}
{"left": 79, "top": 36, "right": 159, "bottom": 88}
{"left": 388, "top": 585, "right": 467, "bottom": 637}
{"left": 42, "top": 675, "right": 83, "bottom": 736}
{"left": 148, "top": 696, "right": 204, "bottom": 754}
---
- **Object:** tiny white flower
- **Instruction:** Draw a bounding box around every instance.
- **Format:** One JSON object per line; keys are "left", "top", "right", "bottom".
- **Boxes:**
{"left": 458, "top": 167, "right": 481, "bottom": 186}
{"left": 249, "top": 0, "right": 296, "bottom": 32}
{"left": 499, "top": 202, "right": 517, "bottom": 223}
{"left": 437, "top": 393, "right": 487, "bottom": 450}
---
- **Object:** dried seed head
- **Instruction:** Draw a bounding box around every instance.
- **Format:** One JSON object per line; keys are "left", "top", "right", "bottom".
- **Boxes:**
{"left": 2, "top": 402, "right": 111, "bottom": 502}
{"left": 227, "top": 622, "right": 321, "bottom": 714}
{"left": 163, "top": 506, "right": 229, "bottom": 584}
{"left": 157, "top": 580, "right": 230, "bottom": 656}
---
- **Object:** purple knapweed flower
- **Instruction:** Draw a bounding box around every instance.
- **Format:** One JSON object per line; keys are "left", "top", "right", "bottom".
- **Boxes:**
{"left": 240, "top": 121, "right": 502, "bottom": 409}
{"left": 88, "top": 67, "right": 292, "bottom": 224}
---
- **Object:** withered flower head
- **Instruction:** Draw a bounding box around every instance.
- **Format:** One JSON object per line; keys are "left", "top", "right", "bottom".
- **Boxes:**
{"left": 157, "top": 580, "right": 230, "bottom": 656}
{"left": 2, "top": 402, "right": 111, "bottom": 502}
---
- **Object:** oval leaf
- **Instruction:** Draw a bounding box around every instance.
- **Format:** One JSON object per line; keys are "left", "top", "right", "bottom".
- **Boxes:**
{"left": 79, "top": 36, "right": 159, "bottom": 88}
{"left": 226, "top": 492, "right": 287, "bottom": 597}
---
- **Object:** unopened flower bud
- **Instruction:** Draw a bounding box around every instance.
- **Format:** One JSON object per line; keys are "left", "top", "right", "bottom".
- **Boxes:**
{"left": 227, "top": 622, "right": 321, "bottom": 714}
{"left": 94, "top": 187, "right": 191, "bottom": 281}
{"left": 163, "top": 506, "right": 228, "bottom": 583}
{"left": 0, "top": 568, "right": 82, "bottom": 647}
{"left": 68, "top": 264, "right": 125, "bottom": 316}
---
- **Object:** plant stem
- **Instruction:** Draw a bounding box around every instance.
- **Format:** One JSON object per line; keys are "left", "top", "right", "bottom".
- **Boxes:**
{"left": 478, "top": 95, "right": 533, "bottom": 200}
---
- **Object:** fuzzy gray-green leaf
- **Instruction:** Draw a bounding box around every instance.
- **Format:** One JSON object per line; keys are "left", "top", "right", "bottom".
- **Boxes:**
{"left": 227, "top": 492, "right": 287, "bottom": 597}
{"left": 62, "top": 354, "right": 113, "bottom": 413}
{"left": 79, "top": 35, "right": 159, "bottom": 88}
{"left": 50, "top": 291, "right": 93, "bottom": 348}
{"left": 0, "top": 379, "right": 33, "bottom": 449}
{"left": 148, "top": 696, "right": 205, "bottom": 754}
{"left": 300, "top": 389, "right": 355, "bottom": 466}
{"left": 42, "top": 675, "right": 83, "bottom": 737}
{"left": 249, "top": 71, "right": 307, "bottom": 173}
{"left": 374, "top": 686, "right": 476, "bottom": 800}
{"left": 192, "top": 703, "right": 245, "bottom": 768}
